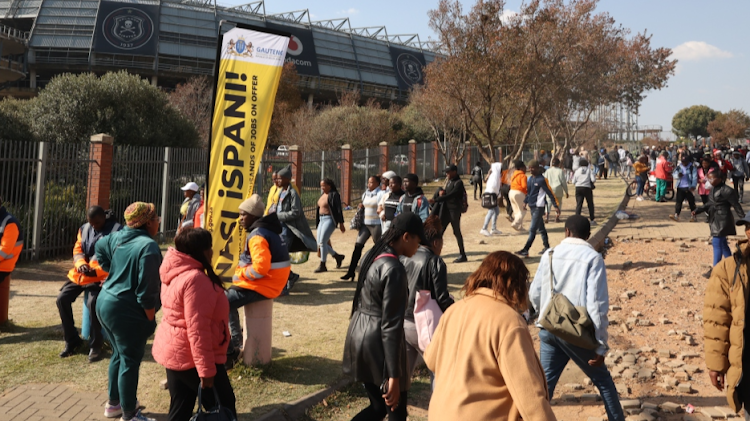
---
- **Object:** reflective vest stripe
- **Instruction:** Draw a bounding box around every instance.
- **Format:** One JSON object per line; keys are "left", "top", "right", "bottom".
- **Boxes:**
{"left": 0, "top": 215, "right": 11, "bottom": 234}
{"left": 271, "top": 261, "right": 291, "bottom": 269}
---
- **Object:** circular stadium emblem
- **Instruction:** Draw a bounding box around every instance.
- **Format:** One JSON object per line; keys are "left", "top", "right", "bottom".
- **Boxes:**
{"left": 101, "top": 7, "right": 154, "bottom": 50}
{"left": 396, "top": 53, "right": 423, "bottom": 86}
{"left": 287, "top": 35, "right": 303, "bottom": 56}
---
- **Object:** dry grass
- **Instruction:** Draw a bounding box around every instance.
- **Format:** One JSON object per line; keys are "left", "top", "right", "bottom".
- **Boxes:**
{"left": 0, "top": 177, "right": 626, "bottom": 420}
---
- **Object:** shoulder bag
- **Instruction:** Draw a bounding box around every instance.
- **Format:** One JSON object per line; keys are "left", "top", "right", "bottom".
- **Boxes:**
{"left": 538, "top": 250, "right": 599, "bottom": 350}
{"left": 189, "top": 386, "right": 236, "bottom": 421}
{"left": 413, "top": 259, "right": 443, "bottom": 351}
{"left": 481, "top": 192, "right": 498, "bottom": 209}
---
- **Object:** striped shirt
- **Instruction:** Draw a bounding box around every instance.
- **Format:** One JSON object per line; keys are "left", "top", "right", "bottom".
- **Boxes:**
{"left": 362, "top": 189, "right": 384, "bottom": 226}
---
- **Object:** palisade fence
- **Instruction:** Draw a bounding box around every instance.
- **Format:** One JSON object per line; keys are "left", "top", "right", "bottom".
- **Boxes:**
{"left": 1, "top": 139, "right": 541, "bottom": 261}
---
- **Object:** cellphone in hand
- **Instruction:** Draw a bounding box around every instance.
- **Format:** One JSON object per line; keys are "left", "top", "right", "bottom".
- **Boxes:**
{"left": 380, "top": 378, "right": 389, "bottom": 394}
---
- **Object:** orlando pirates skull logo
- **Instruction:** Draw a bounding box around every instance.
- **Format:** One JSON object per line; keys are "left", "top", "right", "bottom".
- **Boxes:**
{"left": 102, "top": 7, "right": 154, "bottom": 50}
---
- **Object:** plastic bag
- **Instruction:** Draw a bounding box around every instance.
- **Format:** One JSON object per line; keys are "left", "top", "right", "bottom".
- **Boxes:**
{"left": 290, "top": 251, "right": 309, "bottom": 264}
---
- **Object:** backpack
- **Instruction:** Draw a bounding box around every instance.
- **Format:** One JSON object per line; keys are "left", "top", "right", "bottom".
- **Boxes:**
{"left": 461, "top": 190, "right": 469, "bottom": 213}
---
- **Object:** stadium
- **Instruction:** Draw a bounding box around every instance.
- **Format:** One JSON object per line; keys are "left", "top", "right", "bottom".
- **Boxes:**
{"left": 0, "top": 0, "right": 438, "bottom": 103}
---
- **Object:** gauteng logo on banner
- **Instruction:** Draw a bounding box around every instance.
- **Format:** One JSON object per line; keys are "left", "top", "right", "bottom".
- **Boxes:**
{"left": 102, "top": 7, "right": 155, "bottom": 50}
{"left": 287, "top": 35, "right": 303, "bottom": 56}
{"left": 227, "top": 37, "right": 253, "bottom": 57}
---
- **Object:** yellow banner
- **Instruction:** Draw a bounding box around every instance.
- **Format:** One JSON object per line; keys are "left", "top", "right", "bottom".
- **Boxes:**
{"left": 206, "top": 26, "right": 289, "bottom": 280}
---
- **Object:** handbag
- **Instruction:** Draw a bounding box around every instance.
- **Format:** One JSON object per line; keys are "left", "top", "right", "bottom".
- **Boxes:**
{"left": 413, "top": 261, "right": 443, "bottom": 351}
{"left": 350, "top": 206, "right": 364, "bottom": 230}
{"left": 538, "top": 250, "right": 599, "bottom": 350}
{"left": 189, "top": 386, "right": 236, "bottom": 421}
{"left": 481, "top": 192, "right": 498, "bottom": 209}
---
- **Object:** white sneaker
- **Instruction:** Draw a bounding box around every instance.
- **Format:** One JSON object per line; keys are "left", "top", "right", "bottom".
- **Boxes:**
{"left": 589, "top": 220, "right": 597, "bottom": 226}
{"left": 105, "top": 401, "right": 141, "bottom": 419}
{"left": 636, "top": 196, "right": 643, "bottom": 201}
{"left": 480, "top": 229, "right": 491, "bottom": 237}
{"left": 491, "top": 229, "right": 502, "bottom": 235}
{"left": 122, "top": 410, "right": 155, "bottom": 421}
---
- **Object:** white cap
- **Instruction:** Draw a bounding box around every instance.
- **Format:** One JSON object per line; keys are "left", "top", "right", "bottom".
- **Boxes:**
{"left": 381, "top": 171, "right": 397, "bottom": 180}
{"left": 181, "top": 182, "right": 200, "bottom": 192}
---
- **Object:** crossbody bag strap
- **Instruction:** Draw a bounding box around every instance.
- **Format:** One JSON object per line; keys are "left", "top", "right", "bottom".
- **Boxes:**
{"left": 548, "top": 249, "right": 555, "bottom": 293}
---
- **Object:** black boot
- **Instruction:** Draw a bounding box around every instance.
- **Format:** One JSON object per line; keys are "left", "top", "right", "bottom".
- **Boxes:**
{"left": 334, "top": 253, "right": 345, "bottom": 269}
{"left": 59, "top": 337, "right": 83, "bottom": 358}
{"left": 314, "top": 262, "right": 327, "bottom": 273}
{"left": 341, "top": 244, "right": 364, "bottom": 281}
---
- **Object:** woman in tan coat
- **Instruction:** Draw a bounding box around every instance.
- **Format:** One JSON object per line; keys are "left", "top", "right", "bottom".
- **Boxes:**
{"left": 424, "top": 251, "right": 556, "bottom": 421}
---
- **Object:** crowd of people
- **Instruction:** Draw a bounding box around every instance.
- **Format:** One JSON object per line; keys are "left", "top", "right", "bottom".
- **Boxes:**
{"left": 4, "top": 142, "right": 750, "bottom": 420}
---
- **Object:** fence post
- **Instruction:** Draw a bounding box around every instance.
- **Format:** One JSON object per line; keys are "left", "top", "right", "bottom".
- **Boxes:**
{"left": 408, "top": 140, "right": 417, "bottom": 174}
{"left": 32, "top": 141, "right": 49, "bottom": 259}
{"left": 341, "top": 144, "right": 352, "bottom": 206}
{"left": 86, "top": 134, "right": 114, "bottom": 211}
{"left": 432, "top": 141, "right": 440, "bottom": 180}
{"left": 321, "top": 150, "right": 325, "bottom": 181}
{"left": 379, "top": 142, "right": 389, "bottom": 175}
{"left": 160, "top": 147, "right": 171, "bottom": 238}
{"left": 289, "top": 145, "right": 302, "bottom": 186}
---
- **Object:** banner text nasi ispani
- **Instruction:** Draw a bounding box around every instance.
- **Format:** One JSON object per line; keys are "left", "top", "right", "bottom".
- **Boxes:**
{"left": 207, "top": 26, "right": 289, "bottom": 280}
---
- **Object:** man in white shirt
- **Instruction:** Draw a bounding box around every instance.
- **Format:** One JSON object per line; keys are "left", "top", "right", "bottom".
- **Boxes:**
{"left": 529, "top": 215, "right": 624, "bottom": 421}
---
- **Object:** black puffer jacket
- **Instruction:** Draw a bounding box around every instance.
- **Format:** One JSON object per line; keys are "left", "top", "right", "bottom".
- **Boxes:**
{"left": 401, "top": 246, "right": 454, "bottom": 323}
{"left": 315, "top": 190, "right": 344, "bottom": 226}
{"left": 695, "top": 183, "right": 745, "bottom": 237}
{"left": 342, "top": 246, "right": 408, "bottom": 388}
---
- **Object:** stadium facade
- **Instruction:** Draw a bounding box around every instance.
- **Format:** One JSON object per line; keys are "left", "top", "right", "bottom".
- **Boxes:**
{"left": 0, "top": 0, "right": 438, "bottom": 103}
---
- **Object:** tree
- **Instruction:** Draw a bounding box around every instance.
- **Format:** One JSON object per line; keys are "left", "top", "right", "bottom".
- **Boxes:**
{"left": 0, "top": 98, "right": 34, "bottom": 142}
{"left": 409, "top": 85, "right": 468, "bottom": 165}
{"left": 269, "top": 62, "right": 304, "bottom": 146}
{"left": 169, "top": 76, "right": 213, "bottom": 147}
{"left": 707, "top": 109, "right": 750, "bottom": 144}
{"left": 28, "top": 71, "right": 199, "bottom": 147}
{"left": 427, "top": 0, "right": 675, "bottom": 163}
{"left": 671, "top": 105, "right": 717, "bottom": 140}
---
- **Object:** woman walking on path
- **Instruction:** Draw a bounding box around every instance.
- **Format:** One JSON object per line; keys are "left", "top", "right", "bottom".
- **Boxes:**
{"left": 543, "top": 158, "right": 568, "bottom": 223}
{"left": 341, "top": 176, "right": 384, "bottom": 281}
{"left": 572, "top": 159, "right": 597, "bottom": 226}
{"left": 480, "top": 162, "right": 504, "bottom": 236}
{"left": 315, "top": 178, "right": 346, "bottom": 273}
{"left": 508, "top": 161, "right": 528, "bottom": 231}
{"left": 152, "top": 228, "right": 236, "bottom": 421}
{"left": 343, "top": 213, "right": 424, "bottom": 421}
{"left": 424, "top": 251, "right": 556, "bottom": 421}
{"left": 633, "top": 155, "right": 649, "bottom": 201}
{"left": 95, "top": 202, "right": 162, "bottom": 421}
{"left": 471, "top": 161, "right": 484, "bottom": 200}
{"left": 693, "top": 170, "right": 745, "bottom": 266}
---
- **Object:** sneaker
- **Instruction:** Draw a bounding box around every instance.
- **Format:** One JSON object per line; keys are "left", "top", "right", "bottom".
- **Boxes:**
{"left": 480, "top": 229, "right": 491, "bottom": 237}
{"left": 105, "top": 401, "right": 141, "bottom": 418}
{"left": 589, "top": 220, "right": 597, "bottom": 227}
{"left": 636, "top": 196, "right": 643, "bottom": 202}
{"left": 506, "top": 215, "right": 513, "bottom": 223}
{"left": 453, "top": 255, "right": 468, "bottom": 263}
{"left": 669, "top": 214, "right": 680, "bottom": 222}
{"left": 122, "top": 409, "right": 155, "bottom": 421}
{"left": 490, "top": 229, "right": 502, "bottom": 235}
{"left": 538, "top": 248, "right": 550, "bottom": 255}
{"left": 514, "top": 250, "right": 529, "bottom": 258}
{"left": 689, "top": 215, "right": 697, "bottom": 222}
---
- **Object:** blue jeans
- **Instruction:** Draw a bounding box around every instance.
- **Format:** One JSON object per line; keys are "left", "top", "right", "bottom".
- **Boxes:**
{"left": 316, "top": 215, "right": 338, "bottom": 263}
{"left": 482, "top": 206, "right": 499, "bottom": 231}
{"left": 636, "top": 176, "right": 646, "bottom": 196}
{"left": 225, "top": 287, "right": 269, "bottom": 344}
{"left": 539, "top": 330, "right": 625, "bottom": 421}
{"left": 522, "top": 207, "right": 548, "bottom": 251}
{"left": 713, "top": 236, "right": 731, "bottom": 266}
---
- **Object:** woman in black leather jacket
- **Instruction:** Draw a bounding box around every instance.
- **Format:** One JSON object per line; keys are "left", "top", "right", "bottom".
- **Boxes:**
{"left": 401, "top": 216, "right": 454, "bottom": 390}
{"left": 343, "top": 213, "right": 424, "bottom": 421}
{"left": 693, "top": 170, "right": 745, "bottom": 266}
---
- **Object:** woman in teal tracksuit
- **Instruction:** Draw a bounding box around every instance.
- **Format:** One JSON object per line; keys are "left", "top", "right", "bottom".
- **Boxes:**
{"left": 96, "top": 202, "right": 162, "bottom": 421}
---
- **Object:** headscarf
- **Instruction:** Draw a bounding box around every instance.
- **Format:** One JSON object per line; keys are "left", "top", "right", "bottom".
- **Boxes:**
{"left": 124, "top": 202, "right": 156, "bottom": 228}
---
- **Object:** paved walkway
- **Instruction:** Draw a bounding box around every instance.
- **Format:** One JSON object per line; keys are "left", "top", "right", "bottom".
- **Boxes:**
{"left": 0, "top": 384, "right": 110, "bottom": 421}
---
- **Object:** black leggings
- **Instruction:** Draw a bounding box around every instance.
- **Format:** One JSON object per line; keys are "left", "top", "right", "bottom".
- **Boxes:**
{"left": 441, "top": 209, "right": 466, "bottom": 256}
{"left": 473, "top": 180, "right": 483, "bottom": 199}
{"left": 674, "top": 188, "right": 696, "bottom": 216}
{"left": 575, "top": 187, "right": 595, "bottom": 221}
{"left": 598, "top": 164, "right": 607, "bottom": 179}
{"left": 166, "top": 364, "right": 236, "bottom": 421}
{"left": 352, "top": 382, "right": 408, "bottom": 421}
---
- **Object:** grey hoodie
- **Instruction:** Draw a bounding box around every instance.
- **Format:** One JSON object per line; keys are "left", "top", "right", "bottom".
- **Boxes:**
{"left": 572, "top": 166, "right": 596, "bottom": 188}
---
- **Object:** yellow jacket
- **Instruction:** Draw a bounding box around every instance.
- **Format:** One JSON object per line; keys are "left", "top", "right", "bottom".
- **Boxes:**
{"left": 264, "top": 182, "right": 299, "bottom": 215}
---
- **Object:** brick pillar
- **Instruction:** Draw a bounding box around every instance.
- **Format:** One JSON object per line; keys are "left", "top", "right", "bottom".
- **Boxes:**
{"left": 87, "top": 133, "right": 114, "bottom": 210}
{"left": 341, "top": 144, "right": 353, "bottom": 206}
{"left": 288, "top": 145, "right": 302, "bottom": 186}
{"left": 379, "top": 142, "right": 389, "bottom": 175}
{"left": 408, "top": 140, "right": 417, "bottom": 174}
{"left": 432, "top": 141, "right": 440, "bottom": 179}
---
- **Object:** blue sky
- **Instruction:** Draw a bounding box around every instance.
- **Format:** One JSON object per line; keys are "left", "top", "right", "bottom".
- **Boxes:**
{"left": 221, "top": 0, "right": 749, "bottom": 137}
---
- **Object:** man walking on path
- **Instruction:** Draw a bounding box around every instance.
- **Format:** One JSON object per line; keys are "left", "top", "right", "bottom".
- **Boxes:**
{"left": 703, "top": 213, "right": 750, "bottom": 419}
{"left": 515, "top": 160, "right": 559, "bottom": 257}
{"left": 544, "top": 158, "right": 568, "bottom": 223}
{"left": 730, "top": 151, "right": 749, "bottom": 202}
{"left": 530, "top": 215, "right": 625, "bottom": 421}
{"left": 670, "top": 156, "right": 698, "bottom": 222}
{"left": 430, "top": 164, "right": 467, "bottom": 263}
{"left": 655, "top": 151, "right": 673, "bottom": 202}
{"left": 572, "top": 159, "right": 597, "bottom": 226}
{"left": 470, "top": 161, "right": 483, "bottom": 200}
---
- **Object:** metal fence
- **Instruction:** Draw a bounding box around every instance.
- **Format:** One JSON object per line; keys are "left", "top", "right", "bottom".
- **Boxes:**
{"left": 387, "top": 144, "right": 409, "bottom": 175}
{"left": 0, "top": 140, "right": 39, "bottom": 261}
{"left": 300, "top": 149, "right": 342, "bottom": 217}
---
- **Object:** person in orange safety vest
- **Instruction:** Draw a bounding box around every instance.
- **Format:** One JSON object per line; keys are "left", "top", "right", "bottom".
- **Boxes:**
{"left": 56, "top": 206, "right": 121, "bottom": 362}
{"left": 0, "top": 198, "right": 23, "bottom": 284}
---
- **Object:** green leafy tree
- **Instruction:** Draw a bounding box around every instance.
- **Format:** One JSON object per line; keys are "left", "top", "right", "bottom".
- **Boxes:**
{"left": 0, "top": 98, "right": 34, "bottom": 142}
{"left": 28, "top": 71, "right": 199, "bottom": 147}
{"left": 671, "top": 105, "right": 717, "bottom": 140}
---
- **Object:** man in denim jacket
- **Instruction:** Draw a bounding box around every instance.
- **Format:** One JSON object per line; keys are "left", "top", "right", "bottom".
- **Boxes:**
{"left": 529, "top": 215, "right": 624, "bottom": 421}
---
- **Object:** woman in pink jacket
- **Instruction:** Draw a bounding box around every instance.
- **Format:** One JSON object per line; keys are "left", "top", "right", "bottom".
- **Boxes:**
{"left": 152, "top": 228, "right": 236, "bottom": 421}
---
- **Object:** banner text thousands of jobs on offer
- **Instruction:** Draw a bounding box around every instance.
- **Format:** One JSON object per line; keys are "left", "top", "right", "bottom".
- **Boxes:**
{"left": 206, "top": 26, "right": 290, "bottom": 281}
